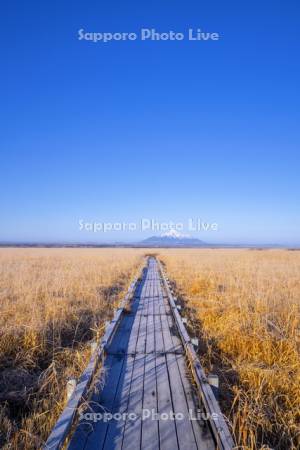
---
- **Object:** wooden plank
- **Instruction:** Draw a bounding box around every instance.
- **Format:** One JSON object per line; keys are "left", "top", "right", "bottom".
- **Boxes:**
{"left": 126, "top": 308, "right": 143, "bottom": 355}
{"left": 136, "top": 309, "right": 148, "bottom": 354}
{"left": 136, "top": 271, "right": 149, "bottom": 316}
{"left": 107, "top": 314, "right": 136, "bottom": 354}
{"left": 159, "top": 289, "right": 198, "bottom": 450}
{"left": 121, "top": 353, "right": 145, "bottom": 449}
{"left": 153, "top": 267, "right": 160, "bottom": 316}
{"left": 154, "top": 290, "right": 179, "bottom": 450}
{"left": 120, "top": 272, "right": 150, "bottom": 449}
{"left": 155, "top": 352, "right": 179, "bottom": 450}
{"left": 102, "top": 354, "right": 135, "bottom": 450}
{"left": 141, "top": 275, "right": 159, "bottom": 450}
{"left": 166, "top": 352, "right": 198, "bottom": 450}
{"left": 154, "top": 313, "right": 164, "bottom": 354}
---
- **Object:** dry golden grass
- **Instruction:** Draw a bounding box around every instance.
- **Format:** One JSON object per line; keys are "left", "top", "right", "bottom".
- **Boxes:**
{"left": 1, "top": 248, "right": 299, "bottom": 449}
{"left": 158, "top": 249, "right": 300, "bottom": 450}
{"left": 0, "top": 248, "right": 144, "bottom": 449}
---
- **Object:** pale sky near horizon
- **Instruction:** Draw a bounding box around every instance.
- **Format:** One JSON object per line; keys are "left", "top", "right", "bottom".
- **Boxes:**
{"left": 1, "top": 1, "right": 300, "bottom": 245}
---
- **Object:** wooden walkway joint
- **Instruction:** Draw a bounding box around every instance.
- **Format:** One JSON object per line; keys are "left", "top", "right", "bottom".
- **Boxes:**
{"left": 44, "top": 257, "right": 234, "bottom": 450}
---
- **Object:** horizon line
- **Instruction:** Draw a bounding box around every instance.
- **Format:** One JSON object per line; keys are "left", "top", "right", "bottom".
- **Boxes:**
{"left": 0, "top": 241, "right": 299, "bottom": 249}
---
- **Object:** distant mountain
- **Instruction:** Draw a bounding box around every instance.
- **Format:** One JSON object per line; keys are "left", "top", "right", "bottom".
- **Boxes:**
{"left": 140, "top": 229, "right": 206, "bottom": 247}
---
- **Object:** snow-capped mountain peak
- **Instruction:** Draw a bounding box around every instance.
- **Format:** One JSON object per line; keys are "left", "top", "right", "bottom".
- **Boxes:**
{"left": 161, "top": 229, "right": 190, "bottom": 239}
{"left": 140, "top": 230, "right": 205, "bottom": 247}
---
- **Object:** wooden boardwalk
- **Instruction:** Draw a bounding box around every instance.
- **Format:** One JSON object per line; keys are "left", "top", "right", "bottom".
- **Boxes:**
{"left": 67, "top": 258, "right": 215, "bottom": 450}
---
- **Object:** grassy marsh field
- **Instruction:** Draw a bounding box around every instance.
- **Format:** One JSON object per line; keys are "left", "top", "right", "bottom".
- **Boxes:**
{"left": 159, "top": 249, "right": 300, "bottom": 449}
{"left": 0, "top": 248, "right": 299, "bottom": 449}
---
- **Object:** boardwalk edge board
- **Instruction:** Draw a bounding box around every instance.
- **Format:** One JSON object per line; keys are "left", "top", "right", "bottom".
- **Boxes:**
{"left": 43, "top": 262, "right": 146, "bottom": 450}
{"left": 158, "top": 259, "right": 235, "bottom": 450}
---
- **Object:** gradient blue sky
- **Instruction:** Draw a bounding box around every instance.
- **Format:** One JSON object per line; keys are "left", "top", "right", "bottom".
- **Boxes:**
{"left": 1, "top": 1, "right": 300, "bottom": 244}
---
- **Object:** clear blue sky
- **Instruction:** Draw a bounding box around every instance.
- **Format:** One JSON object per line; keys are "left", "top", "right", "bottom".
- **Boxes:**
{"left": 1, "top": 1, "right": 300, "bottom": 245}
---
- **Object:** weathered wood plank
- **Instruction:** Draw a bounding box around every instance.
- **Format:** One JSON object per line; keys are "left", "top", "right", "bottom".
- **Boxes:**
{"left": 159, "top": 286, "right": 198, "bottom": 450}
{"left": 121, "top": 353, "right": 145, "bottom": 449}
{"left": 118, "top": 267, "right": 151, "bottom": 449}
{"left": 154, "top": 285, "right": 179, "bottom": 450}
{"left": 102, "top": 354, "right": 135, "bottom": 450}
{"left": 155, "top": 352, "right": 179, "bottom": 450}
{"left": 141, "top": 276, "right": 159, "bottom": 450}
